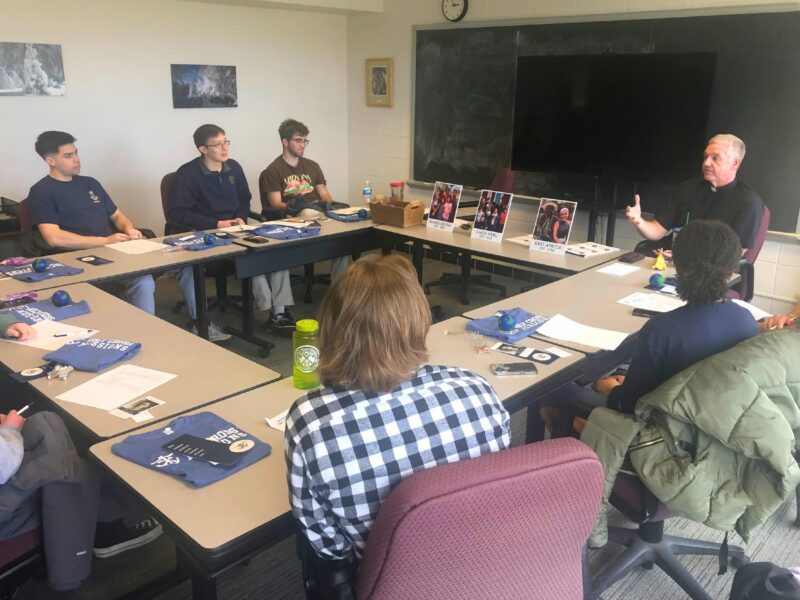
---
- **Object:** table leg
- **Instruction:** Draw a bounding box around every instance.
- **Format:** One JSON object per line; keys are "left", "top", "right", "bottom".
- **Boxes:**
{"left": 241, "top": 277, "right": 254, "bottom": 337}
{"left": 193, "top": 264, "right": 209, "bottom": 340}
{"left": 191, "top": 572, "right": 218, "bottom": 600}
{"left": 525, "top": 402, "right": 546, "bottom": 443}
{"left": 460, "top": 252, "right": 470, "bottom": 305}
{"left": 412, "top": 241, "right": 424, "bottom": 284}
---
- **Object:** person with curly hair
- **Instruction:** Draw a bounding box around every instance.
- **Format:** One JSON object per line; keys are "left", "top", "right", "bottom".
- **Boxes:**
{"left": 594, "top": 219, "right": 758, "bottom": 412}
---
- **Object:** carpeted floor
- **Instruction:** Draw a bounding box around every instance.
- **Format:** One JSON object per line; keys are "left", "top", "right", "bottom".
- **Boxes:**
{"left": 13, "top": 256, "right": 800, "bottom": 599}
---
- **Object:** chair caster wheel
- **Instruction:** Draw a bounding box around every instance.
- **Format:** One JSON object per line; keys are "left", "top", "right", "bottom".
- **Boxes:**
{"left": 258, "top": 349, "right": 270, "bottom": 359}
{"left": 171, "top": 306, "right": 182, "bottom": 314}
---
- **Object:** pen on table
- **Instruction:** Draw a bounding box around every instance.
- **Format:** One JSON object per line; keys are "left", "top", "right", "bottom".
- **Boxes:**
{"left": 17, "top": 403, "right": 33, "bottom": 416}
{"left": 53, "top": 330, "right": 94, "bottom": 337}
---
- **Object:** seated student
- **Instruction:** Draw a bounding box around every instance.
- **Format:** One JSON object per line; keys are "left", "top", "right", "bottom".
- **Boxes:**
{"left": 0, "top": 319, "right": 161, "bottom": 591}
{"left": 169, "top": 124, "right": 296, "bottom": 335}
{"left": 556, "top": 220, "right": 758, "bottom": 417}
{"left": 758, "top": 298, "right": 799, "bottom": 331}
{"left": 259, "top": 118, "right": 350, "bottom": 280}
{"left": 25, "top": 132, "right": 217, "bottom": 338}
{"left": 285, "top": 255, "right": 510, "bottom": 565}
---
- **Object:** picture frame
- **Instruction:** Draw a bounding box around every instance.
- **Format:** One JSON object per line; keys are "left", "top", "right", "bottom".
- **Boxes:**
{"left": 365, "top": 58, "right": 393, "bottom": 108}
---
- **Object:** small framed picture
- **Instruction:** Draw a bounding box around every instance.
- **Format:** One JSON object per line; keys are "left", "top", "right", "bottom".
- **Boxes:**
{"left": 365, "top": 58, "right": 393, "bottom": 108}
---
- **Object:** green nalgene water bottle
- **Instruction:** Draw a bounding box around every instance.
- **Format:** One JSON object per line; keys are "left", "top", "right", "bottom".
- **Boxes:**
{"left": 293, "top": 319, "right": 320, "bottom": 389}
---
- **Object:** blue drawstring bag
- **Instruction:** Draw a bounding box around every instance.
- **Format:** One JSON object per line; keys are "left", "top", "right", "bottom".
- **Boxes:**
{"left": 0, "top": 259, "right": 83, "bottom": 282}
{"left": 2, "top": 299, "right": 90, "bottom": 325}
{"left": 251, "top": 224, "right": 321, "bottom": 239}
{"left": 467, "top": 308, "right": 549, "bottom": 342}
{"left": 43, "top": 338, "right": 141, "bottom": 372}
{"left": 163, "top": 232, "right": 234, "bottom": 251}
{"left": 111, "top": 412, "right": 271, "bottom": 487}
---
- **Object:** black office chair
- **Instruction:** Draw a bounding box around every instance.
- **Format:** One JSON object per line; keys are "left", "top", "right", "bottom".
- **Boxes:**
{"left": 424, "top": 168, "right": 512, "bottom": 304}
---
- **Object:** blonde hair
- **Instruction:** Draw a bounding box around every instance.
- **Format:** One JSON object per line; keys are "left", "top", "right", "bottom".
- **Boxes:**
{"left": 317, "top": 255, "right": 431, "bottom": 393}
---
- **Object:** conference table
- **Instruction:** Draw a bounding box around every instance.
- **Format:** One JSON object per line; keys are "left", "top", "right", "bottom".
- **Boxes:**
{"left": 374, "top": 222, "right": 623, "bottom": 282}
{"left": 0, "top": 237, "right": 246, "bottom": 340}
{"left": 90, "top": 317, "right": 587, "bottom": 599}
{"left": 0, "top": 283, "right": 280, "bottom": 443}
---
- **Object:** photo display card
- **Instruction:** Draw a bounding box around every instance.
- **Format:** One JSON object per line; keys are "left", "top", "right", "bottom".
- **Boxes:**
{"left": 472, "top": 190, "right": 513, "bottom": 243}
{"left": 427, "top": 181, "right": 463, "bottom": 233}
{"left": 530, "top": 198, "right": 578, "bottom": 255}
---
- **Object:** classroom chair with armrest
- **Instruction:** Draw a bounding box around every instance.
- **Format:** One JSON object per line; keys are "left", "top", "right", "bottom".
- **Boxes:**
{"left": 590, "top": 472, "right": 746, "bottom": 600}
{"left": 424, "top": 168, "right": 512, "bottom": 304}
{"left": 302, "top": 437, "right": 604, "bottom": 600}
{"left": 728, "top": 204, "right": 770, "bottom": 302}
{"left": 257, "top": 177, "right": 350, "bottom": 303}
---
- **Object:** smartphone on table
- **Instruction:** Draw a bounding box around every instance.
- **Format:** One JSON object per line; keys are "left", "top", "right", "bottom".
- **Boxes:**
{"left": 490, "top": 362, "right": 538, "bottom": 377}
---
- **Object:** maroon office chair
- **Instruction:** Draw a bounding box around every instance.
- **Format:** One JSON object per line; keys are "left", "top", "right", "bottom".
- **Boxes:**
{"left": 728, "top": 204, "right": 771, "bottom": 302}
{"left": 354, "top": 438, "right": 603, "bottom": 600}
{"left": 0, "top": 528, "right": 44, "bottom": 599}
{"left": 424, "top": 168, "right": 514, "bottom": 304}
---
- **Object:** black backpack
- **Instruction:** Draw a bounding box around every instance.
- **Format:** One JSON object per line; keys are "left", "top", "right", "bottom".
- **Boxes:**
{"left": 730, "top": 562, "right": 800, "bottom": 600}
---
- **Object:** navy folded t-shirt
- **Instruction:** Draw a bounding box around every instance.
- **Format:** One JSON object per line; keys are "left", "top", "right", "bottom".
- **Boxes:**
{"left": 163, "top": 232, "right": 234, "bottom": 251}
{"left": 0, "top": 259, "right": 83, "bottom": 282}
{"left": 111, "top": 412, "right": 271, "bottom": 487}
{"left": 467, "top": 308, "right": 550, "bottom": 342}
{"left": 2, "top": 299, "right": 91, "bottom": 325}
{"left": 43, "top": 338, "right": 141, "bottom": 372}
{"left": 251, "top": 224, "right": 321, "bottom": 239}
{"left": 325, "top": 210, "right": 370, "bottom": 223}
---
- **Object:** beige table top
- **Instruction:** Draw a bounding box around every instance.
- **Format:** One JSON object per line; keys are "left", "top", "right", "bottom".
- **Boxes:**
{"left": 89, "top": 319, "right": 586, "bottom": 556}
{"left": 374, "top": 222, "right": 622, "bottom": 274}
{"left": 91, "top": 376, "right": 303, "bottom": 556}
{"left": 427, "top": 317, "right": 585, "bottom": 406}
{"left": 464, "top": 257, "right": 675, "bottom": 352}
{"left": 0, "top": 237, "right": 245, "bottom": 296}
{"left": 232, "top": 218, "right": 374, "bottom": 250}
{"left": 0, "top": 283, "right": 279, "bottom": 439}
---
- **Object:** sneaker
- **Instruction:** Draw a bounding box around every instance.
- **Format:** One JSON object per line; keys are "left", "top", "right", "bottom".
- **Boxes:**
{"left": 94, "top": 518, "right": 163, "bottom": 558}
{"left": 264, "top": 311, "right": 296, "bottom": 337}
{"left": 190, "top": 321, "right": 232, "bottom": 343}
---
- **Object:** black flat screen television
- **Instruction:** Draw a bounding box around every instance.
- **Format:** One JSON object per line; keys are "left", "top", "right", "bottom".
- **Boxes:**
{"left": 511, "top": 53, "right": 717, "bottom": 186}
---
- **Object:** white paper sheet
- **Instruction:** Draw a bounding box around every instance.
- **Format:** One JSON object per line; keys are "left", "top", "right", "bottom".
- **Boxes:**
{"left": 596, "top": 263, "right": 640, "bottom": 277}
{"left": 56, "top": 364, "right": 177, "bottom": 410}
{"left": 265, "top": 409, "right": 289, "bottom": 431}
{"left": 218, "top": 223, "right": 256, "bottom": 232}
{"left": 536, "top": 314, "right": 629, "bottom": 351}
{"left": 566, "top": 242, "right": 619, "bottom": 257}
{"left": 106, "top": 239, "right": 169, "bottom": 254}
{"left": 507, "top": 234, "right": 533, "bottom": 247}
{"left": 617, "top": 292, "right": 686, "bottom": 313}
{"left": 732, "top": 299, "right": 772, "bottom": 321}
{"left": 0, "top": 321, "right": 99, "bottom": 351}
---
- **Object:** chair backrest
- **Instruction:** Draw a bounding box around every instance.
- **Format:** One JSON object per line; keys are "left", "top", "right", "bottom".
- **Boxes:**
{"left": 489, "top": 168, "right": 515, "bottom": 194}
{"left": 357, "top": 437, "right": 604, "bottom": 600}
{"left": 160, "top": 172, "right": 186, "bottom": 235}
{"left": 744, "top": 203, "right": 771, "bottom": 264}
{"left": 729, "top": 203, "right": 771, "bottom": 301}
{"left": 17, "top": 198, "right": 33, "bottom": 238}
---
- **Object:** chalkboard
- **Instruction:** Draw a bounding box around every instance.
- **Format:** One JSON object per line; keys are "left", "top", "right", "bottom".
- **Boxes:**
{"left": 413, "top": 12, "right": 800, "bottom": 233}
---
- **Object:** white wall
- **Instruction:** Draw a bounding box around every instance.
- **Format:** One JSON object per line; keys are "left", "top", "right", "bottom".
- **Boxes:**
{"left": 346, "top": 0, "right": 800, "bottom": 313}
{"left": 0, "top": 0, "right": 349, "bottom": 230}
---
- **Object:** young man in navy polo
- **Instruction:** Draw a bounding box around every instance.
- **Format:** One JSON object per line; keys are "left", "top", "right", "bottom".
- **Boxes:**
{"left": 169, "top": 124, "right": 296, "bottom": 334}
{"left": 27, "top": 131, "right": 230, "bottom": 342}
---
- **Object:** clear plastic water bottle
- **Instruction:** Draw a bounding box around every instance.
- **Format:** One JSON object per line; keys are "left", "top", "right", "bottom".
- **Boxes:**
{"left": 362, "top": 180, "right": 372, "bottom": 206}
{"left": 293, "top": 319, "right": 320, "bottom": 390}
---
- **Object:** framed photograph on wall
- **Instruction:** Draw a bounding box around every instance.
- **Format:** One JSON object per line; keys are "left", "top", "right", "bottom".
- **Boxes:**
{"left": 365, "top": 58, "right": 393, "bottom": 107}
